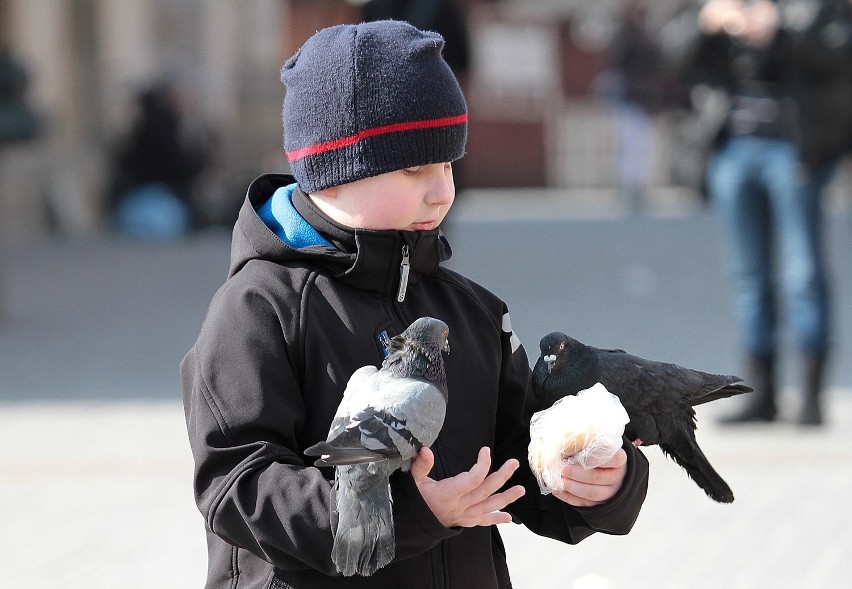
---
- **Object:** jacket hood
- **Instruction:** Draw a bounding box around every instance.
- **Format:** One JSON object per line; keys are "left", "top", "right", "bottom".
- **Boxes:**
{"left": 229, "top": 173, "right": 453, "bottom": 299}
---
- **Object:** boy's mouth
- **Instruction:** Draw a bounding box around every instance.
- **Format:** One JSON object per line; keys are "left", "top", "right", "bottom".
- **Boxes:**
{"left": 409, "top": 220, "right": 437, "bottom": 231}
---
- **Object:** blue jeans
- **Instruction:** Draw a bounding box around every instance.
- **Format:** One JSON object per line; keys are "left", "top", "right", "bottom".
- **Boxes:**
{"left": 708, "top": 136, "right": 832, "bottom": 359}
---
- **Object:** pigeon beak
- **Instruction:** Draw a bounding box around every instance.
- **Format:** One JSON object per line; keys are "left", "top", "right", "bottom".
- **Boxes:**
{"left": 543, "top": 354, "right": 556, "bottom": 373}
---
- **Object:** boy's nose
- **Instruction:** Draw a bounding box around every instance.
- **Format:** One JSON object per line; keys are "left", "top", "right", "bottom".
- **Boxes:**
{"left": 426, "top": 166, "right": 455, "bottom": 206}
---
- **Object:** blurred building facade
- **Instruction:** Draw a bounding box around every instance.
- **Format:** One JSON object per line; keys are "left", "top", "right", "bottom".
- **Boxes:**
{"left": 0, "top": 0, "right": 847, "bottom": 241}
{"left": 1, "top": 0, "right": 290, "bottom": 241}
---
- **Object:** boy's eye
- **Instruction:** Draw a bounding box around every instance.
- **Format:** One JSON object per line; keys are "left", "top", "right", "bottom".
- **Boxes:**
{"left": 402, "top": 166, "right": 422, "bottom": 176}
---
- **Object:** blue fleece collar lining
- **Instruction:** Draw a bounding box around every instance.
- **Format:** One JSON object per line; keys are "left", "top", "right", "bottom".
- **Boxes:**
{"left": 255, "top": 183, "right": 334, "bottom": 249}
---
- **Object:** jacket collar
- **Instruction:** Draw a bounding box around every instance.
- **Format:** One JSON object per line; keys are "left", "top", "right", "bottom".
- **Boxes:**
{"left": 237, "top": 174, "right": 452, "bottom": 300}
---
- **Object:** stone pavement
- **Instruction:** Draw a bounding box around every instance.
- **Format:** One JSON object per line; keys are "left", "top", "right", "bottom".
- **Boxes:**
{"left": 0, "top": 402, "right": 206, "bottom": 587}
{"left": 2, "top": 190, "right": 851, "bottom": 587}
{"left": 2, "top": 392, "right": 851, "bottom": 588}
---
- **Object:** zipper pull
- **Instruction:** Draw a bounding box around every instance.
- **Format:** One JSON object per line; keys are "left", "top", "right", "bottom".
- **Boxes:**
{"left": 397, "top": 245, "right": 410, "bottom": 302}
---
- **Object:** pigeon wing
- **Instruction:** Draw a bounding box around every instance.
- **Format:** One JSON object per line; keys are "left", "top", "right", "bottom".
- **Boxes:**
{"left": 305, "top": 369, "right": 446, "bottom": 466}
{"left": 592, "top": 351, "right": 696, "bottom": 443}
{"left": 366, "top": 372, "right": 447, "bottom": 459}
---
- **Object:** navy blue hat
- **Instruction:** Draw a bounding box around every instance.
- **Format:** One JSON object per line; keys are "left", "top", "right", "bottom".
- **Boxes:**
{"left": 281, "top": 20, "right": 468, "bottom": 193}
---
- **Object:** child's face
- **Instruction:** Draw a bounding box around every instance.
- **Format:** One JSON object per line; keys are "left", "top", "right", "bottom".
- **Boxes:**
{"left": 313, "top": 162, "right": 455, "bottom": 231}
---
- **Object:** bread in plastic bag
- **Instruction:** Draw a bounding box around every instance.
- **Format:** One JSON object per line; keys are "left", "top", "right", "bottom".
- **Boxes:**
{"left": 528, "top": 382, "right": 629, "bottom": 495}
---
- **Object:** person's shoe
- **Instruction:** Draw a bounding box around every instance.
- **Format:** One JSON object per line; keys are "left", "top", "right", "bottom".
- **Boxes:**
{"left": 796, "top": 398, "right": 822, "bottom": 426}
{"left": 718, "top": 355, "right": 776, "bottom": 425}
{"left": 796, "top": 355, "right": 825, "bottom": 427}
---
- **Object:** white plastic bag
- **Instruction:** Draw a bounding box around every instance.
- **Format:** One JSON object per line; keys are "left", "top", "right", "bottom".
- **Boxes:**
{"left": 528, "top": 382, "right": 629, "bottom": 495}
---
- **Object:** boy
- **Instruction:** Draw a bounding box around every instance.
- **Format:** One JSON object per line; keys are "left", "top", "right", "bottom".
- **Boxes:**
{"left": 181, "top": 20, "right": 649, "bottom": 589}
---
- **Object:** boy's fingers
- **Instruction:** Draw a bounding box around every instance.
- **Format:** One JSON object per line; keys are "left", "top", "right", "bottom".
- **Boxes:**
{"left": 476, "top": 485, "right": 526, "bottom": 515}
{"left": 411, "top": 447, "right": 435, "bottom": 484}
{"left": 474, "top": 510, "right": 514, "bottom": 526}
{"left": 553, "top": 486, "right": 609, "bottom": 507}
{"left": 456, "top": 447, "right": 493, "bottom": 492}
{"left": 562, "top": 456, "right": 625, "bottom": 487}
{"left": 562, "top": 463, "right": 601, "bottom": 485}
{"left": 600, "top": 448, "right": 627, "bottom": 469}
{"left": 464, "top": 485, "right": 525, "bottom": 522}
{"left": 552, "top": 489, "right": 587, "bottom": 507}
{"left": 466, "top": 458, "right": 520, "bottom": 504}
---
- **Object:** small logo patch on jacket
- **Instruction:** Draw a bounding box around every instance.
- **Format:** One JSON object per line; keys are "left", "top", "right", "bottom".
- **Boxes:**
{"left": 377, "top": 330, "right": 392, "bottom": 357}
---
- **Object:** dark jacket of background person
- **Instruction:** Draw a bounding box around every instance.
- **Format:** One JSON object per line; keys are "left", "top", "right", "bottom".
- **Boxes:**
{"left": 109, "top": 83, "right": 212, "bottom": 214}
{"left": 660, "top": 0, "right": 852, "bottom": 191}
{"left": 0, "top": 47, "right": 40, "bottom": 144}
{"left": 360, "top": 0, "right": 470, "bottom": 76}
{"left": 603, "top": 0, "right": 683, "bottom": 115}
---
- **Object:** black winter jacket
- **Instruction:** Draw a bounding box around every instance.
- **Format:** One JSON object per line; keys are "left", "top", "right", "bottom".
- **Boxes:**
{"left": 181, "top": 174, "right": 649, "bottom": 588}
{"left": 661, "top": 0, "right": 852, "bottom": 171}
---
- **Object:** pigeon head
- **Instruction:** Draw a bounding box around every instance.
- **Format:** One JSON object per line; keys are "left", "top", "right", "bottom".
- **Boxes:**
{"left": 532, "top": 332, "right": 596, "bottom": 406}
{"left": 383, "top": 317, "right": 450, "bottom": 396}
{"left": 537, "top": 332, "right": 574, "bottom": 373}
{"left": 403, "top": 316, "right": 450, "bottom": 355}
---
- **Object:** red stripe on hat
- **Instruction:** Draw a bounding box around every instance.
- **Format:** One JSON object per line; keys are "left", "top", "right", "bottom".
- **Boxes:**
{"left": 287, "top": 113, "right": 468, "bottom": 162}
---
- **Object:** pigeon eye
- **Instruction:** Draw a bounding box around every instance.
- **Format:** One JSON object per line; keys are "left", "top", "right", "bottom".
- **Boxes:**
{"left": 558, "top": 342, "right": 565, "bottom": 351}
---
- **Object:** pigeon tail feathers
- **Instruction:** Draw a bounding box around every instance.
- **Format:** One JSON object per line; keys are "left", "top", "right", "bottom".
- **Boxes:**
{"left": 332, "top": 464, "right": 395, "bottom": 576}
{"left": 688, "top": 381, "right": 753, "bottom": 406}
{"left": 660, "top": 423, "right": 735, "bottom": 503}
{"left": 304, "top": 441, "right": 391, "bottom": 467}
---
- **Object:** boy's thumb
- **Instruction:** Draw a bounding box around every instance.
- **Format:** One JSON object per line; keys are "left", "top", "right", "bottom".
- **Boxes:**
{"left": 410, "top": 447, "right": 435, "bottom": 484}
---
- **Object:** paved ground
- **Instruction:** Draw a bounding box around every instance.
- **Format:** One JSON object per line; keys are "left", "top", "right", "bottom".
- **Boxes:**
{"left": 2, "top": 189, "right": 851, "bottom": 587}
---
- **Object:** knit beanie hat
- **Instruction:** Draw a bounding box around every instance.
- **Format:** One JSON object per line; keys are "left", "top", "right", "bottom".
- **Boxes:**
{"left": 281, "top": 20, "right": 468, "bottom": 193}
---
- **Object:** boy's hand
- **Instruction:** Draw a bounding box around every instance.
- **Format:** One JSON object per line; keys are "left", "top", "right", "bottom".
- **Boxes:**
{"left": 552, "top": 448, "right": 628, "bottom": 507}
{"left": 411, "top": 446, "right": 525, "bottom": 529}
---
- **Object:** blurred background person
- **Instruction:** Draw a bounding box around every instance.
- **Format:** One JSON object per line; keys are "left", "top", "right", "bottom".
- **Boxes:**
{"left": 0, "top": 45, "right": 40, "bottom": 321}
{"left": 596, "top": 0, "right": 682, "bottom": 213}
{"left": 0, "top": 46, "right": 39, "bottom": 145}
{"left": 108, "top": 80, "right": 216, "bottom": 241}
{"left": 661, "top": 0, "right": 852, "bottom": 426}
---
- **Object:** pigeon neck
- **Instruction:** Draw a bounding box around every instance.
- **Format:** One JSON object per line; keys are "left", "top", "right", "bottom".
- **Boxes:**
{"left": 572, "top": 345, "right": 599, "bottom": 390}
{"left": 385, "top": 345, "right": 448, "bottom": 398}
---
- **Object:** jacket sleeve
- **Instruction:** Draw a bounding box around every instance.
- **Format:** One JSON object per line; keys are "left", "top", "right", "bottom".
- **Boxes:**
{"left": 180, "top": 278, "right": 456, "bottom": 576}
{"left": 492, "top": 308, "right": 649, "bottom": 545}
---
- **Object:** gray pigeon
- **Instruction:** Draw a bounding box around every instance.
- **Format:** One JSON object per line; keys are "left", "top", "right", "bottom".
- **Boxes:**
{"left": 532, "top": 332, "right": 752, "bottom": 503}
{"left": 305, "top": 316, "right": 450, "bottom": 576}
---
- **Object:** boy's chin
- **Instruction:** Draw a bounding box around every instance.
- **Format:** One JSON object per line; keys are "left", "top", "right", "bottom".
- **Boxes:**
{"left": 407, "top": 221, "right": 439, "bottom": 231}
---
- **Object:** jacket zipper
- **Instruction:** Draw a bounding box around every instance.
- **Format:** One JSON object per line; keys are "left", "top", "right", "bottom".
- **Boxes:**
{"left": 391, "top": 243, "right": 447, "bottom": 587}
{"left": 397, "top": 245, "right": 410, "bottom": 302}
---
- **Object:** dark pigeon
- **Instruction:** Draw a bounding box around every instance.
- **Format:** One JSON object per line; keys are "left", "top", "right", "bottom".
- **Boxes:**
{"left": 531, "top": 332, "right": 752, "bottom": 503}
{"left": 305, "top": 316, "right": 450, "bottom": 576}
